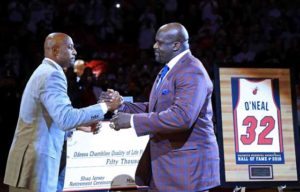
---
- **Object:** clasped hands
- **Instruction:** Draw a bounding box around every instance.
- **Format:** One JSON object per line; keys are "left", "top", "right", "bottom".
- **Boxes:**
{"left": 99, "top": 89, "right": 123, "bottom": 112}
{"left": 75, "top": 89, "right": 124, "bottom": 134}
{"left": 99, "top": 89, "right": 131, "bottom": 131}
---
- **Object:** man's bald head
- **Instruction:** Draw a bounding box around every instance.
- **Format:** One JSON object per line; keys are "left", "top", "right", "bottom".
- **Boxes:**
{"left": 44, "top": 33, "right": 68, "bottom": 55}
{"left": 44, "top": 32, "right": 77, "bottom": 68}
{"left": 74, "top": 59, "right": 85, "bottom": 77}
{"left": 158, "top": 23, "right": 189, "bottom": 48}
{"left": 153, "top": 23, "right": 190, "bottom": 63}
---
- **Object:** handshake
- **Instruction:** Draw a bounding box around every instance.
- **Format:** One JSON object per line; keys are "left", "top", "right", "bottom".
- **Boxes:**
{"left": 98, "top": 89, "right": 132, "bottom": 132}
{"left": 77, "top": 89, "right": 131, "bottom": 134}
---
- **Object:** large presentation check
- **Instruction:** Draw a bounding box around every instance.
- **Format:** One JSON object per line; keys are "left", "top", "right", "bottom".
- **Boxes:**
{"left": 63, "top": 121, "right": 149, "bottom": 191}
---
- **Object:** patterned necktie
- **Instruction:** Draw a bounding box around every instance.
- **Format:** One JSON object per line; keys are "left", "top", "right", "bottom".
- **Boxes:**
{"left": 157, "top": 65, "right": 169, "bottom": 88}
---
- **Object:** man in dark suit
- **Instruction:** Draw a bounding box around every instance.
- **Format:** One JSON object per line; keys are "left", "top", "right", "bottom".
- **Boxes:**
{"left": 109, "top": 23, "right": 220, "bottom": 191}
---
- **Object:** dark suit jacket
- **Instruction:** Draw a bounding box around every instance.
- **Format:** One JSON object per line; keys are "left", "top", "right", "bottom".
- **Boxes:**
{"left": 121, "top": 52, "right": 220, "bottom": 191}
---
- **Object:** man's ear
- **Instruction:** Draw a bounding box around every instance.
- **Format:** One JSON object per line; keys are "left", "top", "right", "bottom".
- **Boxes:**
{"left": 173, "top": 42, "right": 181, "bottom": 51}
{"left": 52, "top": 46, "right": 59, "bottom": 57}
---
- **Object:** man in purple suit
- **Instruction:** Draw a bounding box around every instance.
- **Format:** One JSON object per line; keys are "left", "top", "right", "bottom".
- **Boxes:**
{"left": 110, "top": 22, "right": 220, "bottom": 191}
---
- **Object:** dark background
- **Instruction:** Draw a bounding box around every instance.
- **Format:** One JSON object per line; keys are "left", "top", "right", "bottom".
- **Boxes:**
{"left": 1, "top": 0, "right": 300, "bottom": 191}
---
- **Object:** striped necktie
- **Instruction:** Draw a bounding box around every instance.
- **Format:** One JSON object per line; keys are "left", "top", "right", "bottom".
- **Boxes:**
{"left": 156, "top": 65, "right": 169, "bottom": 88}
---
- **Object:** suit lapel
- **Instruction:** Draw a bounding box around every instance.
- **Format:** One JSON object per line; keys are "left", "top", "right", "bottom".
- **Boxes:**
{"left": 149, "top": 52, "right": 192, "bottom": 112}
{"left": 165, "top": 52, "right": 191, "bottom": 81}
{"left": 149, "top": 71, "right": 161, "bottom": 112}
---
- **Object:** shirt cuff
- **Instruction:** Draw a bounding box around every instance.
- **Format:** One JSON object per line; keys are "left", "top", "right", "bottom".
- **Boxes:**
{"left": 130, "top": 114, "right": 135, "bottom": 129}
{"left": 99, "top": 103, "right": 108, "bottom": 114}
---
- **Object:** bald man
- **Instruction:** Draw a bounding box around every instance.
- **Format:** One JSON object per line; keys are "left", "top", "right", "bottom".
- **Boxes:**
{"left": 73, "top": 59, "right": 85, "bottom": 82}
{"left": 110, "top": 23, "right": 220, "bottom": 191}
{"left": 4, "top": 33, "right": 121, "bottom": 192}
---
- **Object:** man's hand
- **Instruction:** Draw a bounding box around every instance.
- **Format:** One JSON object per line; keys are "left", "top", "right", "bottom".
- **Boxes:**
{"left": 98, "top": 89, "right": 114, "bottom": 103}
{"left": 76, "top": 122, "right": 101, "bottom": 134}
{"left": 99, "top": 89, "right": 123, "bottom": 112}
{"left": 110, "top": 112, "right": 131, "bottom": 131}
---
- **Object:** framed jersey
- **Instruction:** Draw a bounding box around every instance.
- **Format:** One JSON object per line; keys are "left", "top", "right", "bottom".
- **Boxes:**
{"left": 214, "top": 65, "right": 300, "bottom": 187}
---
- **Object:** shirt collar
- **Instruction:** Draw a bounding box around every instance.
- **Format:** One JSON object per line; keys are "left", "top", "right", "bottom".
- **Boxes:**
{"left": 166, "top": 49, "right": 190, "bottom": 70}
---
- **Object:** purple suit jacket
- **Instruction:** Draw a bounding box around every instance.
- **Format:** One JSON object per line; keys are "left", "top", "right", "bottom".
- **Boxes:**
{"left": 120, "top": 52, "right": 220, "bottom": 191}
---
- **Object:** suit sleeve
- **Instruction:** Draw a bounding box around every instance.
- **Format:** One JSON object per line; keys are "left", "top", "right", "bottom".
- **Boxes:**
{"left": 119, "top": 102, "right": 149, "bottom": 113}
{"left": 133, "top": 70, "right": 211, "bottom": 136}
{"left": 40, "top": 71, "right": 105, "bottom": 131}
